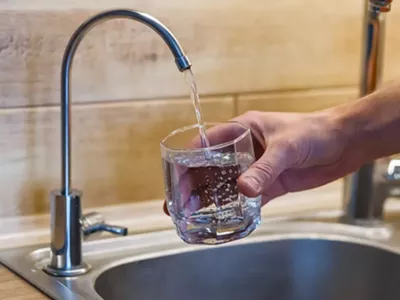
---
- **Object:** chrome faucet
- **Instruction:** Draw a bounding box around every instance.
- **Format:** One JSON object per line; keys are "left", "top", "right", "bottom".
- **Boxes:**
{"left": 343, "top": 0, "right": 395, "bottom": 224}
{"left": 43, "top": 9, "right": 191, "bottom": 277}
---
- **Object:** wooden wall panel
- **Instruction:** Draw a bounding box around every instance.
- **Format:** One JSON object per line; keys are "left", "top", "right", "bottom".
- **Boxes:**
{"left": 237, "top": 87, "right": 358, "bottom": 114}
{"left": 0, "top": 1, "right": 399, "bottom": 108}
{"left": 0, "top": 96, "right": 234, "bottom": 217}
{"left": 382, "top": 8, "right": 400, "bottom": 83}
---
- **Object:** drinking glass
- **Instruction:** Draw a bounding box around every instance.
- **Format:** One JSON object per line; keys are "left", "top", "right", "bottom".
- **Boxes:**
{"left": 160, "top": 122, "right": 262, "bottom": 245}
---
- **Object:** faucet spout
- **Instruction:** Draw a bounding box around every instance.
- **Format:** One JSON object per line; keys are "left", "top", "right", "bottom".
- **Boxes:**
{"left": 45, "top": 9, "right": 191, "bottom": 277}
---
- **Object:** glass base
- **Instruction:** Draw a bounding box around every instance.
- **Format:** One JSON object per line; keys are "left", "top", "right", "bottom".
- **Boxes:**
{"left": 175, "top": 214, "right": 261, "bottom": 245}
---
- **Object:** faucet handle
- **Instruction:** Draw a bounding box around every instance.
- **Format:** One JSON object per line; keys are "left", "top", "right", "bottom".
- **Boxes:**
{"left": 386, "top": 159, "right": 400, "bottom": 181}
{"left": 82, "top": 212, "right": 128, "bottom": 237}
{"left": 369, "top": 0, "right": 393, "bottom": 12}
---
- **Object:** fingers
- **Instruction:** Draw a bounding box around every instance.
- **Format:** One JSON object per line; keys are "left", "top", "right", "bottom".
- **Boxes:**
{"left": 258, "top": 177, "right": 288, "bottom": 206}
{"left": 238, "top": 143, "right": 294, "bottom": 197}
{"left": 163, "top": 178, "right": 286, "bottom": 217}
{"left": 163, "top": 160, "right": 243, "bottom": 217}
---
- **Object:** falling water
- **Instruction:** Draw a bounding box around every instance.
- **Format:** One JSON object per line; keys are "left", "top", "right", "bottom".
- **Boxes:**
{"left": 184, "top": 69, "right": 211, "bottom": 150}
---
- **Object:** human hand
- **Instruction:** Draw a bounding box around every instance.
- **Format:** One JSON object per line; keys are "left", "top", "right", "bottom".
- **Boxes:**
{"left": 163, "top": 109, "right": 362, "bottom": 215}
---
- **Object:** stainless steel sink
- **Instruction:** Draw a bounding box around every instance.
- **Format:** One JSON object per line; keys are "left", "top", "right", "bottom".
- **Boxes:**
{"left": 95, "top": 238, "right": 400, "bottom": 300}
{"left": 2, "top": 217, "right": 400, "bottom": 300}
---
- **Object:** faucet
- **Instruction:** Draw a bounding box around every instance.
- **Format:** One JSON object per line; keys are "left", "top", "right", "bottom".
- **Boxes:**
{"left": 43, "top": 9, "right": 191, "bottom": 277}
{"left": 342, "top": 0, "right": 395, "bottom": 224}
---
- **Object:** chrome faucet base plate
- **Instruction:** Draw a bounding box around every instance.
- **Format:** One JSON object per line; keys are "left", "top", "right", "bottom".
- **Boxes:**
{"left": 43, "top": 262, "right": 91, "bottom": 277}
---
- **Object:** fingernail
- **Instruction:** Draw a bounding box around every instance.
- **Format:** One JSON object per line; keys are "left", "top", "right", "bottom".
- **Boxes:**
{"left": 243, "top": 176, "right": 261, "bottom": 194}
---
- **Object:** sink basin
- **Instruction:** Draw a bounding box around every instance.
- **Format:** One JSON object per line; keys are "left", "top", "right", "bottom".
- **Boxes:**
{"left": 95, "top": 238, "right": 400, "bottom": 300}
{"left": 1, "top": 220, "right": 400, "bottom": 300}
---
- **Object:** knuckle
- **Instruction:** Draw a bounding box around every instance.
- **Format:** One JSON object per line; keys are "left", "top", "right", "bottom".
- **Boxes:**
{"left": 253, "top": 160, "right": 274, "bottom": 181}
{"left": 243, "top": 110, "right": 261, "bottom": 120}
{"left": 232, "top": 110, "right": 262, "bottom": 131}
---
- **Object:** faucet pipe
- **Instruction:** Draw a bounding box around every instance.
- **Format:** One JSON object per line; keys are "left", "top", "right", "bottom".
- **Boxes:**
{"left": 342, "top": 0, "right": 392, "bottom": 222}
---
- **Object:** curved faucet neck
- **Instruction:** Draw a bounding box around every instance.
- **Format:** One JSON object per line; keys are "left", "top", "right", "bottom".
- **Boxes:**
{"left": 60, "top": 9, "right": 191, "bottom": 194}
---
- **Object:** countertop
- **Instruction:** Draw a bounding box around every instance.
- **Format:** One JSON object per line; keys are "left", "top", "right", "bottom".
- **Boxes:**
{"left": 0, "top": 266, "right": 47, "bottom": 299}
{"left": 0, "top": 181, "right": 345, "bottom": 299}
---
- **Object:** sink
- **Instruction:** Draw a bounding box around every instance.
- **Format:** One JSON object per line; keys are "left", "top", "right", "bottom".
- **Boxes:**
{"left": 1, "top": 219, "right": 400, "bottom": 300}
{"left": 94, "top": 238, "right": 400, "bottom": 300}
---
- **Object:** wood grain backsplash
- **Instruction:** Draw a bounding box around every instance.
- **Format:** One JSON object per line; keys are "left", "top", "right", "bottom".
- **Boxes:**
{"left": 1, "top": 0, "right": 399, "bottom": 217}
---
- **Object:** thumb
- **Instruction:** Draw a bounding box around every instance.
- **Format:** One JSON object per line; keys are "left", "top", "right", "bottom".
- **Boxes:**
{"left": 238, "top": 143, "right": 293, "bottom": 197}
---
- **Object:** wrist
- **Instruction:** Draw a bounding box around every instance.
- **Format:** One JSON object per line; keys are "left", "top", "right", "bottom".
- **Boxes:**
{"left": 322, "top": 99, "right": 372, "bottom": 165}
{"left": 327, "top": 86, "right": 400, "bottom": 163}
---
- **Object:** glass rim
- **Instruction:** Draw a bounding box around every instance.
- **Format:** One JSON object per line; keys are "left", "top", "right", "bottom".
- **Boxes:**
{"left": 160, "top": 121, "right": 251, "bottom": 153}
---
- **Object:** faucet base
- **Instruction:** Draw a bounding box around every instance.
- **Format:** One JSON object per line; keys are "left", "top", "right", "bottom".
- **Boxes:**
{"left": 45, "top": 189, "right": 87, "bottom": 277}
{"left": 43, "top": 262, "right": 91, "bottom": 277}
{"left": 44, "top": 188, "right": 129, "bottom": 277}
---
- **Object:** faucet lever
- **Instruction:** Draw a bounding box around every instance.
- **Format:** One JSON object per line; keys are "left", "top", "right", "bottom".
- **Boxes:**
{"left": 369, "top": 0, "right": 393, "bottom": 12}
{"left": 386, "top": 159, "right": 400, "bottom": 181}
{"left": 82, "top": 212, "right": 128, "bottom": 237}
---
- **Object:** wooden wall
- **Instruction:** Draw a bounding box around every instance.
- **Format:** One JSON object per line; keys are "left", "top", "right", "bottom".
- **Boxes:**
{"left": 1, "top": 0, "right": 400, "bottom": 217}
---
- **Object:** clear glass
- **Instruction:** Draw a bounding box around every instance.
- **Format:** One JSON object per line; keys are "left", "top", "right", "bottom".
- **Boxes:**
{"left": 160, "top": 122, "right": 262, "bottom": 245}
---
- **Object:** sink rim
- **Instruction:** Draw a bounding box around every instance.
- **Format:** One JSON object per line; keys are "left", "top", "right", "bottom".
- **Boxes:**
{"left": 7, "top": 220, "right": 394, "bottom": 273}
